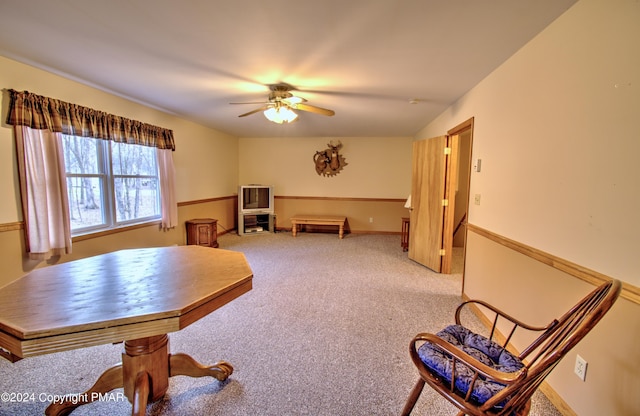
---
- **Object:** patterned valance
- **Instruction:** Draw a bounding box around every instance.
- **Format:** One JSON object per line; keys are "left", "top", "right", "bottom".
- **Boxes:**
{"left": 6, "top": 89, "right": 175, "bottom": 150}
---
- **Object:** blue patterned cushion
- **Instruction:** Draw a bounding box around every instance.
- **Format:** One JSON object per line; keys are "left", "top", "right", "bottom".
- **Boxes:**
{"left": 417, "top": 325, "right": 524, "bottom": 407}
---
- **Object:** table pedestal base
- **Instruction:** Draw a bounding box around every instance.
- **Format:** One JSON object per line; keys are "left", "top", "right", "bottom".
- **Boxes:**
{"left": 45, "top": 334, "right": 232, "bottom": 416}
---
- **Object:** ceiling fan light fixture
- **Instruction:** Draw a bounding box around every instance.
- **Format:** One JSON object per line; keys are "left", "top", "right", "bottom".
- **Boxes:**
{"left": 234, "top": 83, "right": 333, "bottom": 121}
{"left": 264, "top": 106, "right": 298, "bottom": 124}
{"left": 286, "top": 96, "right": 304, "bottom": 104}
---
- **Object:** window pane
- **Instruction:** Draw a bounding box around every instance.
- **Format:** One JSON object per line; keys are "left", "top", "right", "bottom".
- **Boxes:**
{"left": 62, "top": 135, "right": 102, "bottom": 174}
{"left": 62, "top": 135, "right": 161, "bottom": 235}
{"left": 114, "top": 177, "right": 160, "bottom": 222}
{"left": 67, "top": 176, "right": 106, "bottom": 229}
{"left": 112, "top": 142, "right": 157, "bottom": 175}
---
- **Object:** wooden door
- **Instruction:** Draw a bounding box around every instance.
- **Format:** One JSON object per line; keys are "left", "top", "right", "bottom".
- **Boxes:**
{"left": 408, "top": 135, "right": 458, "bottom": 273}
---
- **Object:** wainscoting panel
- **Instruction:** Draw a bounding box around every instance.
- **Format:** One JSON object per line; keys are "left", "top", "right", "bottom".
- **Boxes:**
{"left": 464, "top": 227, "right": 639, "bottom": 416}
{"left": 274, "top": 195, "right": 407, "bottom": 234}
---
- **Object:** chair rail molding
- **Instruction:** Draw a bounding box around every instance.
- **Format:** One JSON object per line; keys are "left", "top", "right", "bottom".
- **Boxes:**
{"left": 467, "top": 224, "right": 640, "bottom": 305}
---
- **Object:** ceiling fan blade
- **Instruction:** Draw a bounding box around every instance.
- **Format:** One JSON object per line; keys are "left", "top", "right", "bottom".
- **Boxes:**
{"left": 294, "top": 103, "right": 335, "bottom": 116}
{"left": 230, "top": 101, "right": 270, "bottom": 105}
{"left": 238, "top": 105, "right": 270, "bottom": 117}
{"left": 283, "top": 96, "right": 307, "bottom": 105}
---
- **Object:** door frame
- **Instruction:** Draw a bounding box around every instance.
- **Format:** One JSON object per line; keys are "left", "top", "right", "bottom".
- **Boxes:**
{"left": 446, "top": 118, "right": 474, "bottom": 288}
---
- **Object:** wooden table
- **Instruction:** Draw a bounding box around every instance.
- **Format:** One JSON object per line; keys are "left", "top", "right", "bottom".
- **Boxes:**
{"left": 0, "top": 246, "right": 253, "bottom": 416}
{"left": 290, "top": 215, "right": 347, "bottom": 239}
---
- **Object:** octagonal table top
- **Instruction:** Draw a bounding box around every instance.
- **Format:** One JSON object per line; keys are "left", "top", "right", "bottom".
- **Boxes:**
{"left": 0, "top": 245, "right": 253, "bottom": 358}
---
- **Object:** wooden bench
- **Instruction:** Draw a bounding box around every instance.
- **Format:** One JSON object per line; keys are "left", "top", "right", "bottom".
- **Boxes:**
{"left": 290, "top": 215, "right": 347, "bottom": 239}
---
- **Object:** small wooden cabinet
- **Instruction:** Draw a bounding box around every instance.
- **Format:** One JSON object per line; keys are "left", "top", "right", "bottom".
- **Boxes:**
{"left": 186, "top": 218, "right": 218, "bottom": 248}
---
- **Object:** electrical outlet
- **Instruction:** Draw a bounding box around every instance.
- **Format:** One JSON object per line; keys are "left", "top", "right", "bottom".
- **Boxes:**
{"left": 575, "top": 355, "right": 588, "bottom": 381}
{"left": 474, "top": 194, "right": 481, "bottom": 205}
{"left": 369, "top": 217, "right": 374, "bottom": 223}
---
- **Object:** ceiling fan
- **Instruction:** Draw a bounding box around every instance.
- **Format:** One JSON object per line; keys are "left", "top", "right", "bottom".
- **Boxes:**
{"left": 231, "top": 83, "right": 335, "bottom": 124}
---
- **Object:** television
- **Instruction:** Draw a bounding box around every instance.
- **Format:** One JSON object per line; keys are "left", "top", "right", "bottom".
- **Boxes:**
{"left": 239, "top": 185, "right": 274, "bottom": 213}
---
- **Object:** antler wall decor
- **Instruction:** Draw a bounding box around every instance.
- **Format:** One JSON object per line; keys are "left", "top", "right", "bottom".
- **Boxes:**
{"left": 313, "top": 140, "right": 347, "bottom": 177}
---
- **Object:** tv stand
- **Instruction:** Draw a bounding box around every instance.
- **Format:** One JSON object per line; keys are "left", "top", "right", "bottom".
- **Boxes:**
{"left": 238, "top": 212, "right": 275, "bottom": 236}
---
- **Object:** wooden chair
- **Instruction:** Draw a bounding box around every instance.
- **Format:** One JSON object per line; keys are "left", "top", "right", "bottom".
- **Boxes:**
{"left": 401, "top": 279, "right": 621, "bottom": 416}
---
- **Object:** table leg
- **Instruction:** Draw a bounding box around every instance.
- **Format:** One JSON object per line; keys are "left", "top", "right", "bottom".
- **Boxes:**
{"left": 131, "top": 371, "right": 150, "bottom": 416}
{"left": 45, "top": 334, "right": 234, "bottom": 416}
{"left": 169, "top": 353, "right": 233, "bottom": 380}
{"left": 339, "top": 223, "right": 344, "bottom": 239}
{"left": 292, "top": 221, "right": 298, "bottom": 237}
{"left": 45, "top": 364, "right": 124, "bottom": 416}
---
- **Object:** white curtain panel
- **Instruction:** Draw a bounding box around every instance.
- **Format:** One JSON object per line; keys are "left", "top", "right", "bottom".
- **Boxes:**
{"left": 157, "top": 147, "right": 178, "bottom": 229}
{"left": 14, "top": 126, "right": 72, "bottom": 259}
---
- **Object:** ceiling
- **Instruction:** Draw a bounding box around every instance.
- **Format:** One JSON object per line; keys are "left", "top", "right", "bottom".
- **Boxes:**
{"left": 0, "top": 0, "right": 576, "bottom": 138}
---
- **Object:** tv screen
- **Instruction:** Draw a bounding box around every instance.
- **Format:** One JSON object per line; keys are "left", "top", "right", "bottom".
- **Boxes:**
{"left": 242, "top": 186, "right": 271, "bottom": 210}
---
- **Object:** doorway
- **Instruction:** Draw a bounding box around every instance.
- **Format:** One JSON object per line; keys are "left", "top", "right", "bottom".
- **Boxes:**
{"left": 448, "top": 119, "right": 473, "bottom": 276}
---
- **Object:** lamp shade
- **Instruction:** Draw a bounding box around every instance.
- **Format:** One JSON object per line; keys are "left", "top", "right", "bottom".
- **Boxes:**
{"left": 264, "top": 106, "right": 298, "bottom": 124}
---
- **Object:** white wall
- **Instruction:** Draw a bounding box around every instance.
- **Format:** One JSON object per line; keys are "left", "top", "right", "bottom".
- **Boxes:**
{"left": 239, "top": 136, "right": 413, "bottom": 198}
{"left": 418, "top": 0, "right": 640, "bottom": 286}
{"left": 417, "top": 1, "right": 639, "bottom": 414}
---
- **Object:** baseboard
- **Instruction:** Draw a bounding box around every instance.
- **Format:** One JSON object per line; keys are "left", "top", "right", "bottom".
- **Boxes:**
{"left": 538, "top": 382, "right": 577, "bottom": 416}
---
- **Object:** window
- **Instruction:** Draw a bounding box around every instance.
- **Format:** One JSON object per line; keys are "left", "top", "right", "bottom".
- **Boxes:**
{"left": 63, "top": 135, "right": 161, "bottom": 235}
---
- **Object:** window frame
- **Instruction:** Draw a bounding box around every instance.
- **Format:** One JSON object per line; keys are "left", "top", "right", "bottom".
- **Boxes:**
{"left": 63, "top": 135, "right": 162, "bottom": 236}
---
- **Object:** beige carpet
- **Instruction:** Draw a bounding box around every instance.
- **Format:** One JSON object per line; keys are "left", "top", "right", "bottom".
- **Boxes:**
{"left": 0, "top": 232, "right": 561, "bottom": 415}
